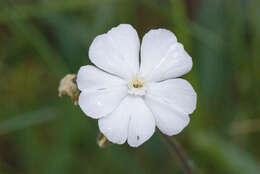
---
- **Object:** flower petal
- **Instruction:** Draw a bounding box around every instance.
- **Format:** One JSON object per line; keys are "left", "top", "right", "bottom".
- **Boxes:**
{"left": 147, "top": 79, "right": 197, "bottom": 114}
{"left": 78, "top": 86, "right": 127, "bottom": 119}
{"left": 144, "top": 79, "right": 196, "bottom": 135}
{"left": 127, "top": 97, "right": 155, "bottom": 147}
{"left": 140, "top": 29, "right": 192, "bottom": 81}
{"left": 145, "top": 94, "right": 190, "bottom": 136}
{"left": 76, "top": 65, "right": 126, "bottom": 91}
{"left": 98, "top": 97, "right": 131, "bottom": 144}
{"left": 89, "top": 24, "right": 140, "bottom": 79}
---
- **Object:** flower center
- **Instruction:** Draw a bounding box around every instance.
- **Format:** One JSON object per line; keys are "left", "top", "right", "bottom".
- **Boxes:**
{"left": 128, "top": 77, "right": 147, "bottom": 96}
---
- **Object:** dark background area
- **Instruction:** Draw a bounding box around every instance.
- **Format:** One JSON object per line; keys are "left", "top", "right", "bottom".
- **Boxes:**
{"left": 1, "top": 0, "right": 260, "bottom": 173}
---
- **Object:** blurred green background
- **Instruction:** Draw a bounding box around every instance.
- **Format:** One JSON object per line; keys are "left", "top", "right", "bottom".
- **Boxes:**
{"left": 1, "top": 0, "right": 260, "bottom": 173}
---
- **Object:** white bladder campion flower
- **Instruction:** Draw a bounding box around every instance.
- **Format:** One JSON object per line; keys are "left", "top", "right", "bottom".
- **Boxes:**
{"left": 77, "top": 24, "right": 197, "bottom": 147}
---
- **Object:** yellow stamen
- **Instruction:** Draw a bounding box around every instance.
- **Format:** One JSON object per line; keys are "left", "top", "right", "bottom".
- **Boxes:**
{"left": 130, "top": 77, "right": 145, "bottom": 88}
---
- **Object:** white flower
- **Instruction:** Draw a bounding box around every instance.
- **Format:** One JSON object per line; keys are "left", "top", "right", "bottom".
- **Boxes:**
{"left": 77, "top": 24, "right": 197, "bottom": 147}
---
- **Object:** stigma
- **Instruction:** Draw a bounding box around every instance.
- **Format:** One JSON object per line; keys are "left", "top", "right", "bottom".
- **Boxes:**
{"left": 128, "top": 76, "right": 147, "bottom": 96}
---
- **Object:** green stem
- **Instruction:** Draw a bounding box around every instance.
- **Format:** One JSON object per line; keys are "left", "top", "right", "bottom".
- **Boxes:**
{"left": 160, "top": 133, "right": 193, "bottom": 174}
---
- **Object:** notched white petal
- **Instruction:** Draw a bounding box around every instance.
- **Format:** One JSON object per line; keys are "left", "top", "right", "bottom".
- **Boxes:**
{"left": 89, "top": 24, "right": 140, "bottom": 79}
{"left": 98, "top": 97, "right": 131, "bottom": 144}
{"left": 78, "top": 86, "right": 127, "bottom": 119}
{"left": 145, "top": 95, "right": 190, "bottom": 136}
{"left": 107, "top": 24, "right": 140, "bottom": 73}
{"left": 76, "top": 65, "right": 126, "bottom": 91}
{"left": 127, "top": 97, "right": 155, "bottom": 147}
{"left": 98, "top": 96, "right": 155, "bottom": 147}
{"left": 140, "top": 28, "right": 192, "bottom": 81}
{"left": 147, "top": 79, "right": 197, "bottom": 114}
